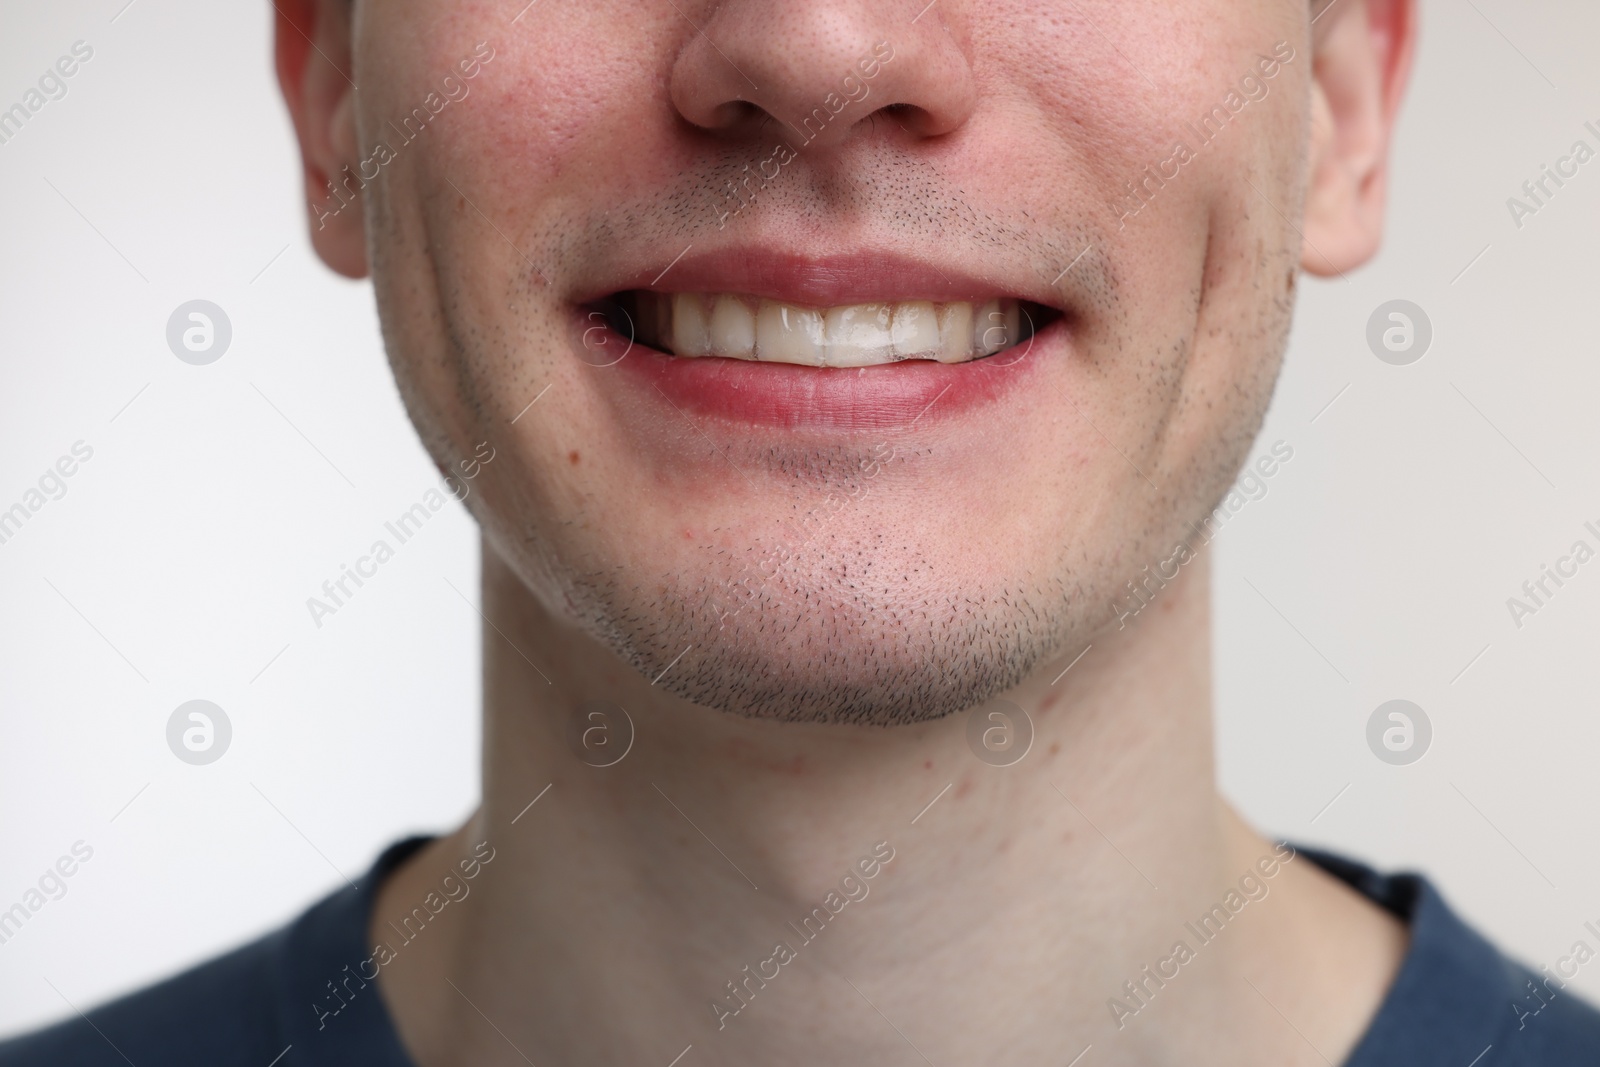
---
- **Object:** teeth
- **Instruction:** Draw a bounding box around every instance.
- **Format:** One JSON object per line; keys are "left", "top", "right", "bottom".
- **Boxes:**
{"left": 671, "top": 293, "right": 711, "bottom": 357}
{"left": 645, "top": 294, "right": 1029, "bottom": 367}
{"left": 936, "top": 303, "right": 973, "bottom": 364}
{"left": 975, "top": 300, "right": 1005, "bottom": 356}
{"left": 824, "top": 304, "right": 893, "bottom": 367}
{"left": 708, "top": 295, "right": 755, "bottom": 357}
{"left": 756, "top": 302, "right": 826, "bottom": 363}
{"left": 891, "top": 301, "right": 940, "bottom": 360}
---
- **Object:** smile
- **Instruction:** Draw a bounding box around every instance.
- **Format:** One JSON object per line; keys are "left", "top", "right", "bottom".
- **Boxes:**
{"left": 607, "top": 292, "right": 1041, "bottom": 368}
{"left": 581, "top": 249, "right": 1068, "bottom": 432}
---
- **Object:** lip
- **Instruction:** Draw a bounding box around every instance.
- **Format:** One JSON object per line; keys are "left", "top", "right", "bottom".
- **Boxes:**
{"left": 577, "top": 247, "right": 1068, "bottom": 434}
{"left": 579, "top": 248, "right": 1065, "bottom": 310}
{"left": 594, "top": 315, "right": 1056, "bottom": 433}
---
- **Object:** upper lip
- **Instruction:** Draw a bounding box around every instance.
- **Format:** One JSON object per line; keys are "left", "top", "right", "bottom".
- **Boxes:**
{"left": 582, "top": 247, "right": 1065, "bottom": 311}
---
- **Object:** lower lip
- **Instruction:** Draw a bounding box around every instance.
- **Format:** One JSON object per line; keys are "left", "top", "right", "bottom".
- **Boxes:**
{"left": 599, "top": 320, "right": 1061, "bottom": 434}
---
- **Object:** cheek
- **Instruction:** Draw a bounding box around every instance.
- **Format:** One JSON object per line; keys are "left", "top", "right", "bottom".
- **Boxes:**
{"left": 425, "top": 8, "right": 680, "bottom": 203}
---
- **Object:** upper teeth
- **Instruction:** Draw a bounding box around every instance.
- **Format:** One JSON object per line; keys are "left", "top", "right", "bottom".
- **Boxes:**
{"left": 632, "top": 293, "right": 1027, "bottom": 367}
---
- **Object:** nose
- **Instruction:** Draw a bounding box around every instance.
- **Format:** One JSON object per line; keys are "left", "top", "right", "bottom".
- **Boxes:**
{"left": 669, "top": 1, "right": 976, "bottom": 150}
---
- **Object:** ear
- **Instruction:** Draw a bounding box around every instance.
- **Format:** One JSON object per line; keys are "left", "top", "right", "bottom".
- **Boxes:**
{"left": 1300, "top": 0, "right": 1417, "bottom": 276}
{"left": 275, "top": 0, "right": 367, "bottom": 278}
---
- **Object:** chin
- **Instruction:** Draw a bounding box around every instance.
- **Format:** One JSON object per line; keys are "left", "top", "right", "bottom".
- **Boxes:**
{"left": 563, "top": 543, "right": 1077, "bottom": 726}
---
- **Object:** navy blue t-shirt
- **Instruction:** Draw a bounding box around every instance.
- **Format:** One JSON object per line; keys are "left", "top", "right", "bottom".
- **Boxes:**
{"left": 2, "top": 839, "right": 1596, "bottom": 1064}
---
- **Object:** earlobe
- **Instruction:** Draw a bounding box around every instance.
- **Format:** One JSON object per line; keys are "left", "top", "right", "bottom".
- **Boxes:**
{"left": 1299, "top": 0, "right": 1416, "bottom": 277}
{"left": 274, "top": 0, "right": 368, "bottom": 278}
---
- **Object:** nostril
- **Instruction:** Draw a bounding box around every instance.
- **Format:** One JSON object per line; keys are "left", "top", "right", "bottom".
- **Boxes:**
{"left": 675, "top": 97, "right": 774, "bottom": 137}
{"left": 873, "top": 101, "right": 950, "bottom": 138}
{"left": 701, "top": 98, "right": 764, "bottom": 134}
{"left": 873, "top": 101, "right": 918, "bottom": 131}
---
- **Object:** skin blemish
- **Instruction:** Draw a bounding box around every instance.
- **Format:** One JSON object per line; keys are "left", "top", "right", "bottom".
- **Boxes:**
{"left": 923, "top": 759, "right": 934, "bottom": 770}
{"left": 954, "top": 776, "right": 973, "bottom": 800}
{"left": 1049, "top": 741, "right": 1061, "bottom": 757}
{"left": 568, "top": 450, "right": 581, "bottom": 465}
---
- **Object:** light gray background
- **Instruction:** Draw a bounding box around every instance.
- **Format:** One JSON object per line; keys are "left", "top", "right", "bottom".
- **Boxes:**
{"left": 3, "top": 0, "right": 1598, "bottom": 1037}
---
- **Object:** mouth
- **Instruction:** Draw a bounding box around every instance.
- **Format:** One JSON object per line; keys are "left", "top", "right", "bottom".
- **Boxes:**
{"left": 598, "top": 292, "right": 1048, "bottom": 368}
{"left": 576, "top": 249, "right": 1071, "bottom": 433}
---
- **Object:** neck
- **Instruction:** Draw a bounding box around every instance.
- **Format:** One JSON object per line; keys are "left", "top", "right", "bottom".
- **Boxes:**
{"left": 372, "top": 542, "right": 1401, "bottom": 1066}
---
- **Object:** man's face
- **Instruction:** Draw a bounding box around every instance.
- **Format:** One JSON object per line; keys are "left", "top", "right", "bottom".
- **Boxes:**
{"left": 333, "top": 0, "right": 1314, "bottom": 724}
